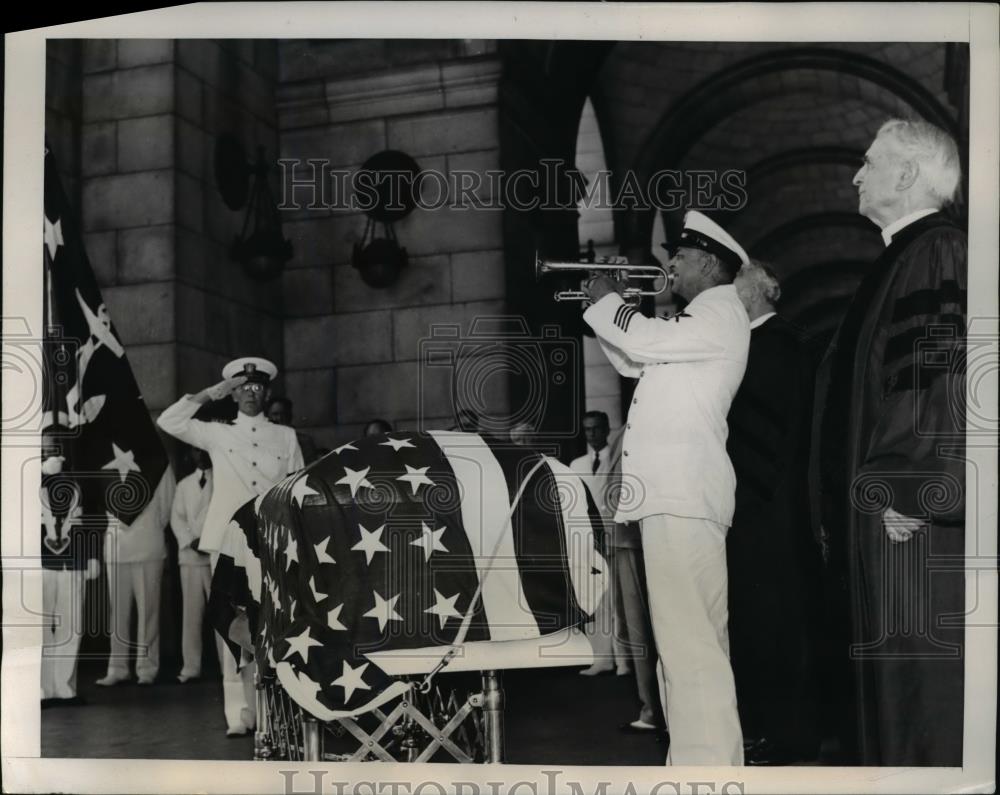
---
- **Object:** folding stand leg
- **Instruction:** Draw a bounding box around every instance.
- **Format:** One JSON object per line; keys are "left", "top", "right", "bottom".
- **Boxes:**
{"left": 302, "top": 717, "right": 323, "bottom": 761}
{"left": 254, "top": 682, "right": 272, "bottom": 761}
{"left": 481, "top": 670, "right": 504, "bottom": 763}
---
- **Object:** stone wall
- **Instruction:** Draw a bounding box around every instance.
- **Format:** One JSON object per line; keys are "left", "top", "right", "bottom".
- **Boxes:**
{"left": 73, "top": 39, "right": 282, "bottom": 415}
{"left": 275, "top": 41, "right": 506, "bottom": 447}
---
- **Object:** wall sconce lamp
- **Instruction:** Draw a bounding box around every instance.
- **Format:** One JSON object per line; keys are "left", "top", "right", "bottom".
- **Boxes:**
{"left": 351, "top": 150, "right": 421, "bottom": 289}
{"left": 214, "top": 133, "right": 293, "bottom": 280}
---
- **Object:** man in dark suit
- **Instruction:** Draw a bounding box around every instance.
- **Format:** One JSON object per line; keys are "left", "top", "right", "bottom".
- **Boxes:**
{"left": 727, "top": 260, "right": 824, "bottom": 764}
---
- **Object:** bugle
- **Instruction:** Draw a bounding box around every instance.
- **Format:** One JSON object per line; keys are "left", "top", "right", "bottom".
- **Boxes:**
{"left": 535, "top": 254, "right": 669, "bottom": 302}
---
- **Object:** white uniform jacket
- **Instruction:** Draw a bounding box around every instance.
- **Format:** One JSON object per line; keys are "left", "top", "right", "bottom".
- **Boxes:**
{"left": 170, "top": 469, "right": 213, "bottom": 566}
{"left": 157, "top": 398, "right": 303, "bottom": 553}
{"left": 583, "top": 285, "right": 749, "bottom": 526}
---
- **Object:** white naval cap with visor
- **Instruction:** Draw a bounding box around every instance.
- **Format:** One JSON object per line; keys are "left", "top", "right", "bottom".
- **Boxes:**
{"left": 662, "top": 210, "right": 749, "bottom": 273}
{"left": 222, "top": 356, "right": 278, "bottom": 384}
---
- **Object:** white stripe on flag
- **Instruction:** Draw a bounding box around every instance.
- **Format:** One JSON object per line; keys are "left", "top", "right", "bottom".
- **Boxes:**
{"left": 218, "top": 517, "right": 261, "bottom": 603}
{"left": 543, "top": 457, "right": 607, "bottom": 618}
{"left": 428, "top": 431, "right": 540, "bottom": 641}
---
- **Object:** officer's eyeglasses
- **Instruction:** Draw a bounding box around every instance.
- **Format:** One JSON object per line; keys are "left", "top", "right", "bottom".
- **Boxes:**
{"left": 236, "top": 383, "right": 264, "bottom": 394}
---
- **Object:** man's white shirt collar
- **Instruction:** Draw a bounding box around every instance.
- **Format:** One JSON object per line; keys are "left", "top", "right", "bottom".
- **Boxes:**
{"left": 587, "top": 445, "right": 609, "bottom": 459}
{"left": 881, "top": 208, "right": 938, "bottom": 246}
{"left": 749, "top": 311, "right": 776, "bottom": 330}
{"left": 234, "top": 412, "right": 268, "bottom": 430}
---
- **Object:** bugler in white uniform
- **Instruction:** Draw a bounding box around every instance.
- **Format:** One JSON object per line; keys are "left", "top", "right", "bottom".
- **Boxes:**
{"left": 583, "top": 210, "right": 750, "bottom": 766}
{"left": 584, "top": 283, "right": 749, "bottom": 526}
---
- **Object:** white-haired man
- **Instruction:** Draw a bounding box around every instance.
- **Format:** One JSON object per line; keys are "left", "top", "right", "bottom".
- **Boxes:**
{"left": 813, "top": 118, "right": 966, "bottom": 766}
{"left": 158, "top": 357, "right": 303, "bottom": 737}
{"left": 582, "top": 210, "right": 749, "bottom": 766}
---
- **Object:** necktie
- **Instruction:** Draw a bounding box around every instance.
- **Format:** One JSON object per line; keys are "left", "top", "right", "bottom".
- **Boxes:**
{"left": 591, "top": 451, "right": 600, "bottom": 475}
{"left": 198, "top": 471, "right": 206, "bottom": 489}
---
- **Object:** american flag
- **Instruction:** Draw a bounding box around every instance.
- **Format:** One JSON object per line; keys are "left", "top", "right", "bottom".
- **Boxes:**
{"left": 42, "top": 143, "right": 173, "bottom": 539}
{"left": 210, "top": 431, "right": 607, "bottom": 719}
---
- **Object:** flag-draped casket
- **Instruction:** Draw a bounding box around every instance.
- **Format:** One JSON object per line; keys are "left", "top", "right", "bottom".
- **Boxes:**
{"left": 210, "top": 431, "right": 608, "bottom": 719}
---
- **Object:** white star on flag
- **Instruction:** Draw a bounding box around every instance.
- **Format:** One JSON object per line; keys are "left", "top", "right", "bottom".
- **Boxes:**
{"left": 309, "top": 576, "right": 327, "bottom": 603}
{"left": 283, "top": 627, "right": 322, "bottom": 664}
{"left": 351, "top": 523, "right": 389, "bottom": 564}
{"left": 332, "top": 660, "right": 371, "bottom": 702}
{"left": 101, "top": 442, "right": 142, "bottom": 483}
{"left": 364, "top": 589, "right": 403, "bottom": 632}
{"left": 284, "top": 535, "right": 299, "bottom": 572}
{"left": 291, "top": 475, "right": 319, "bottom": 508}
{"left": 327, "top": 603, "right": 347, "bottom": 631}
{"left": 289, "top": 598, "right": 298, "bottom": 618}
{"left": 293, "top": 667, "right": 322, "bottom": 702}
{"left": 44, "top": 215, "right": 64, "bottom": 259}
{"left": 379, "top": 436, "right": 416, "bottom": 452}
{"left": 333, "top": 442, "right": 358, "bottom": 455}
{"left": 410, "top": 522, "right": 449, "bottom": 562}
{"left": 425, "top": 589, "right": 463, "bottom": 630}
{"left": 314, "top": 539, "right": 336, "bottom": 565}
{"left": 396, "top": 465, "right": 435, "bottom": 495}
{"left": 336, "top": 466, "right": 375, "bottom": 498}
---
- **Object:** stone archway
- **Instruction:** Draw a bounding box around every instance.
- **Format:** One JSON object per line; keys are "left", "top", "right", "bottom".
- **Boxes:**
{"left": 618, "top": 46, "right": 962, "bottom": 337}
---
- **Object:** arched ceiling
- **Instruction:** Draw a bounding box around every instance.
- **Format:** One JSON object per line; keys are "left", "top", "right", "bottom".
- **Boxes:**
{"left": 582, "top": 40, "right": 966, "bottom": 337}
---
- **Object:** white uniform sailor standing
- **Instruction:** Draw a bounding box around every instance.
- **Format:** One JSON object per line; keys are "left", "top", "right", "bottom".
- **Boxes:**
{"left": 581, "top": 211, "right": 750, "bottom": 766}
{"left": 157, "top": 357, "right": 303, "bottom": 737}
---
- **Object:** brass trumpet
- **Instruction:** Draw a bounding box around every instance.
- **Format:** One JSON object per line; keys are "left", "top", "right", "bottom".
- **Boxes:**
{"left": 535, "top": 254, "right": 669, "bottom": 302}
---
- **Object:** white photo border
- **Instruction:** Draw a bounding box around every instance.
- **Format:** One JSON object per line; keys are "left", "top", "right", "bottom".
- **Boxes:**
{"left": 3, "top": 3, "right": 997, "bottom": 793}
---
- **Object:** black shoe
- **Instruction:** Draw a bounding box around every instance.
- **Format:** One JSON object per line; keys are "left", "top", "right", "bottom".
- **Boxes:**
{"left": 42, "top": 695, "right": 87, "bottom": 708}
{"left": 743, "top": 737, "right": 805, "bottom": 766}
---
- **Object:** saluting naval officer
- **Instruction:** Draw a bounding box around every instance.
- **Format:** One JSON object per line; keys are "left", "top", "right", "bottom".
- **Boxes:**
{"left": 581, "top": 210, "right": 749, "bottom": 766}
{"left": 157, "top": 357, "right": 303, "bottom": 737}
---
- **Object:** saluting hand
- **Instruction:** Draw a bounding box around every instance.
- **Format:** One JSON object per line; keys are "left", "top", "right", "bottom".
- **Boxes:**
{"left": 203, "top": 375, "right": 247, "bottom": 402}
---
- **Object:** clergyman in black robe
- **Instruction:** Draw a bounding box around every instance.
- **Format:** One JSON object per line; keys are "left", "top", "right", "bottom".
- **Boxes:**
{"left": 813, "top": 118, "right": 967, "bottom": 766}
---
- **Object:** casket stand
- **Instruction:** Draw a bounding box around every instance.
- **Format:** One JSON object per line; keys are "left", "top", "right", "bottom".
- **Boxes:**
{"left": 253, "top": 626, "right": 596, "bottom": 763}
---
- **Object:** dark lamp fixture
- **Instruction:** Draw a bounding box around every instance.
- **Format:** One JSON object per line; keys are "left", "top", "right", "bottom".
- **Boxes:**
{"left": 353, "top": 228, "right": 408, "bottom": 289}
{"left": 215, "top": 134, "right": 293, "bottom": 280}
{"left": 350, "top": 150, "right": 420, "bottom": 289}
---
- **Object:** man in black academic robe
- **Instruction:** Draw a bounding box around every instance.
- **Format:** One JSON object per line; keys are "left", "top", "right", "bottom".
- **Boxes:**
{"left": 727, "top": 261, "right": 824, "bottom": 764}
{"left": 813, "top": 118, "right": 967, "bottom": 766}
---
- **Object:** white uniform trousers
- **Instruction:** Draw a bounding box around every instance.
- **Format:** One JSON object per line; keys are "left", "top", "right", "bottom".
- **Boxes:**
{"left": 104, "top": 560, "right": 163, "bottom": 682}
{"left": 640, "top": 514, "right": 743, "bottom": 765}
{"left": 179, "top": 563, "right": 213, "bottom": 678}
{"left": 210, "top": 552, "right": 256, "bottom": 733}
{"left": 41, "top": 568, "right": 85, "bottom": 699}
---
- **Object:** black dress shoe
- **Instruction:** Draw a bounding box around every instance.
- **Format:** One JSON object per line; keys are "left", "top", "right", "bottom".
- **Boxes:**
{"left": 42, "top": 696, "right": 87, "bottom": 708}
{"left": 743, "top": 737, "right": 804, "bottom": 766}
